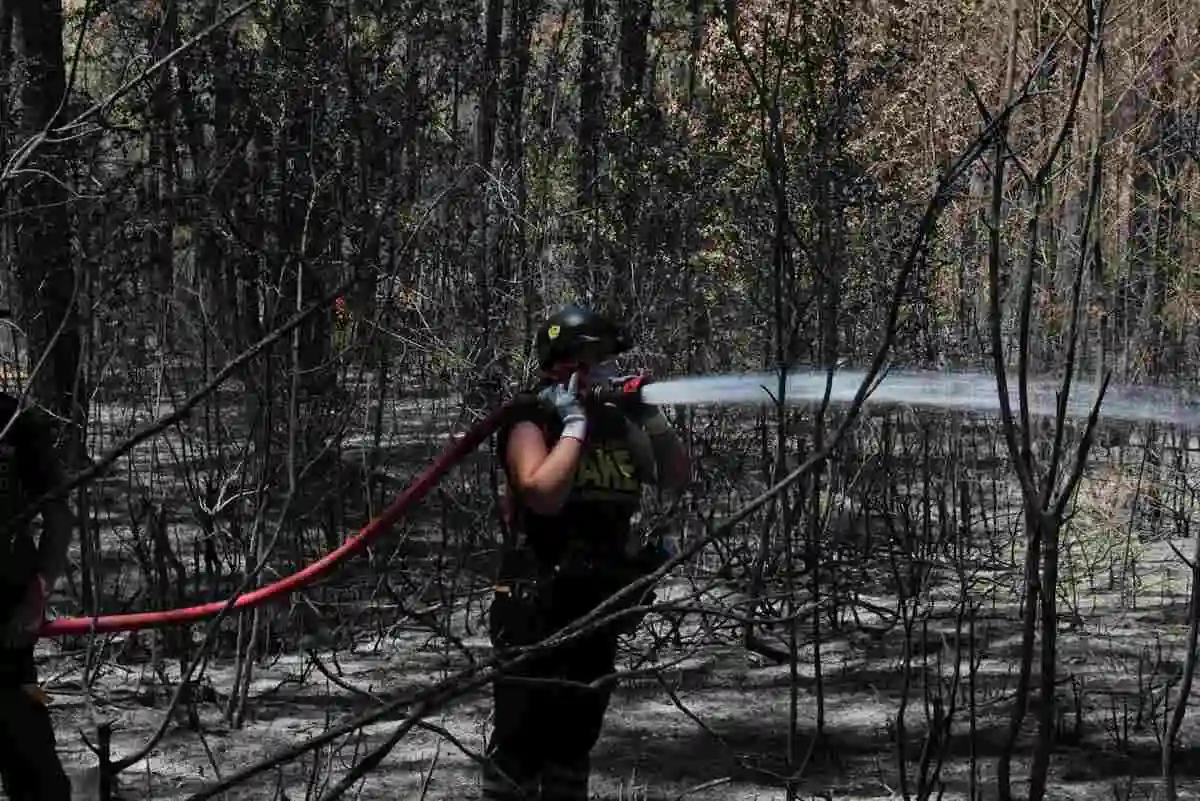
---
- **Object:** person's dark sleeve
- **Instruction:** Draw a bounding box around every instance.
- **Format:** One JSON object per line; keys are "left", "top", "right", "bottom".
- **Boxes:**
{"left": 16, "top": 407, "right": 74, "bottom": 584}
{"left": 15, "top": 407, "right": 64, "bottom": 497}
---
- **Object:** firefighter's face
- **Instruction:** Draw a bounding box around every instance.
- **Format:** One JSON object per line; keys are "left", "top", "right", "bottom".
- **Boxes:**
{"left": 547, "top": 360, "right": 610, "bottom": 390}
{"left": 546, "top": 341, "right": 616, "bottom": 386}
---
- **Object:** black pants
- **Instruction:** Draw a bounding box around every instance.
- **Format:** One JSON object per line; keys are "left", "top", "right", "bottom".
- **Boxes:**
{"left": 0, "top": 647, "right": 71, "bottom": 801}
{"left": 483, "top": 580, "right": 618, "bottom": 801}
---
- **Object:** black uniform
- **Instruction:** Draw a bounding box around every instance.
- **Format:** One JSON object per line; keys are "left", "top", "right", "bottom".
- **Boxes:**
{"left": 483, "top": 399, "right": 649, "bottom": 801}
{"left": 0, "top": 393, "right": 71, "bottom": 801}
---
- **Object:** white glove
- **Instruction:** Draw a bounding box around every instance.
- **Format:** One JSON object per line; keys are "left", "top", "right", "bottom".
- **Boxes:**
{"left": 537, "top": 371, "right": 588, "bottom": 441}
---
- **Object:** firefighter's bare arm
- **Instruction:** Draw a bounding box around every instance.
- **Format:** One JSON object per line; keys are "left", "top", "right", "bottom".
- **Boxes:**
{"left": 507, "top": 422, "right": 584, "bottom": 516}
{"left": 610, "top": 374, "right": 688, "bottom": 491}
{"left": 637, "top": 408, "right": 690, "bottom": 491}
{"left": 507, "top": 372, "right": 588, "bottom": 516}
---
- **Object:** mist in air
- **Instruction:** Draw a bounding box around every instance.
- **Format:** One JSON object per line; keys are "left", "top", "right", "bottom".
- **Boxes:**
{"left": 639, "top": 369, "right": 1200, "bottom": 428}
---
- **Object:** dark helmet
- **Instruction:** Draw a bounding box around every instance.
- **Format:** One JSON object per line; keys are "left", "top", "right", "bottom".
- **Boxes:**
{"left": 535, "top": 305, "right": 632, "bottom": 371}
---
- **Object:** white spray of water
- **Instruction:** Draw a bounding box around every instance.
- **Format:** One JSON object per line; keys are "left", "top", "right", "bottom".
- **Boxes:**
{"left": 639, "top": 369, "right": 1200, "bottom": 428}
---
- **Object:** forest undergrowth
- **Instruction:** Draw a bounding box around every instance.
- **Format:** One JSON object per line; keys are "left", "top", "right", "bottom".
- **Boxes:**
{"left": 2, "top": 0, "right": 1198, "bottom": 796}
{"left": 30, "top": 392, "right": 1200, "bottom": 801}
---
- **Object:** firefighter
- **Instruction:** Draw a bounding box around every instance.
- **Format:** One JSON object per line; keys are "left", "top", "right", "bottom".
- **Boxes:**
{"left": 0, "top": 393, "right": 74, "bottom": 800}
{"left": 482, "top": 305, "right": 689, "bottom": 801}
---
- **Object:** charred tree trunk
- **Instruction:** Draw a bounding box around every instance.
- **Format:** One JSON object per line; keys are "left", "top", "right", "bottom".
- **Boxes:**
{"left": 0, "top": 3, "right": 14, "bottom": 324}
{"left": 7, "top": 0, "right": 82, "bottom": 427}
{"left": 147, "top": 0, "right": 178, "bottom": 354}
{"left": 465, "top": 0, "right": 505, "bottom": 409}
{"left": 501, "top": 0, "right": 538, "bottom": 351}
{"left": 610, "top": 0, "right": 651, "bottom": 309}
{"left": 577, "top": 0, "right": 604, "bottom": 283}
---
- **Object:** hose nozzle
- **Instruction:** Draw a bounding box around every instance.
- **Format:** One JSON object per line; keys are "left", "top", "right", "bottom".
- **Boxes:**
{"left": 586, "top": 376, "right": 653, "bottom": 408}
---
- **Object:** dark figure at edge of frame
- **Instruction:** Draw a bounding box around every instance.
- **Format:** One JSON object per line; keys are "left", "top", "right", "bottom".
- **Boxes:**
{"left": 0, "top": 392, "right": 75, "bottom": 801}
{"left": 481, "top": 305, "right": 690, "bottom": 801}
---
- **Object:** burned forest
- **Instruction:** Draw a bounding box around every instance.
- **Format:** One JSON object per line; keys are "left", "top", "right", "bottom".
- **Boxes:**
{"left": 1, "top": 0, "right": 1199, "bottom": 798}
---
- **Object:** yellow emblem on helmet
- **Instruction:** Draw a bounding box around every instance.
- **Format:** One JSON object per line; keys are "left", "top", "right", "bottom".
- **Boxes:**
{"left": 547, "top": 325, "right": 561, "bottom": 340}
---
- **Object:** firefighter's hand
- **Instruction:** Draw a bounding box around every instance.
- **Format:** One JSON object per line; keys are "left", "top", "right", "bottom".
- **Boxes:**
{"left": 609, "top": 372, "right": 645, "bottom": 394}
{"left": 617, "top": 372, "right": 670, "bottom": 435}
{"left": 538, "top": 371, "right": 586, "bottom": 420}
{"left": 538, "top": 372, "right": 587, "bottom": 440}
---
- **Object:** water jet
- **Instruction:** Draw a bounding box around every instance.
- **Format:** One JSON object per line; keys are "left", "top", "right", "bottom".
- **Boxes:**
{"left": 593, "top": 368, "right": 1200, "bottom": 428}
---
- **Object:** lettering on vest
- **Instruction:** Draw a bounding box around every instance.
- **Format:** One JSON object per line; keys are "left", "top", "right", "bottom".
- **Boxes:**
{"left": 573, "top": 445, "right": 640, "bottom": 500}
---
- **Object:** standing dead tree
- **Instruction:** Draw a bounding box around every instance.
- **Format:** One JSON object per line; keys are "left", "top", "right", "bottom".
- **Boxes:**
{"left": 2, "top": 0, "right": 83, "bottom": 443}
{"left": 985, "top": 0, "right": 1106, "bottom": 799}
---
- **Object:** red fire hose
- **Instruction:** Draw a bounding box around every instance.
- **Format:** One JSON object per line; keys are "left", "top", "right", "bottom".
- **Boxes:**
{"left": 40, "top": 399, "right": 520, "bottom": 638}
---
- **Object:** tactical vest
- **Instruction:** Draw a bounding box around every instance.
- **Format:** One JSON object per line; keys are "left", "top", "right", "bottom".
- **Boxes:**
{"left": 496, "top": 399, "right": 648, "bottom": 579}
